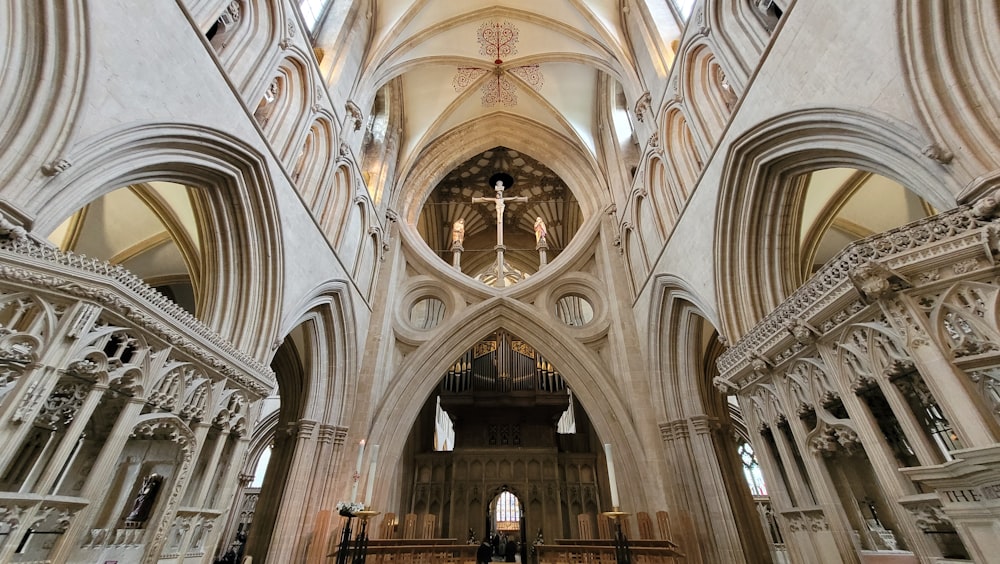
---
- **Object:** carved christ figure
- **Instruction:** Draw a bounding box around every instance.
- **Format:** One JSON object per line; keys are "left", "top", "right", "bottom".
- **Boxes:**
{"left": 470, "top": 178, "right": 527, "bottom": 287}
{"left": 471, "top": 180, "right": 527, "bottom": 248}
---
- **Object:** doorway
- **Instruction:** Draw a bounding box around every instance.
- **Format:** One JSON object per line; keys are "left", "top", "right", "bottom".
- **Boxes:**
{"left": 486, "top": 487, "right": 525, "bottom": 562}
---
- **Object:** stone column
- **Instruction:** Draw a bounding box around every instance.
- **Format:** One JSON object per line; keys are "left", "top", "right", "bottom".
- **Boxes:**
{"left": 267, "top": 418, "right": 318, "bottom": 562}
{"left": 47, "top": 397, "right": 146, "bottom": 563}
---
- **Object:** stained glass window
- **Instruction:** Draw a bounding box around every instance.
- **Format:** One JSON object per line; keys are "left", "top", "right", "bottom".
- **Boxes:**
{"left": 739, "top": 440, "right": 768, "bottom": 496}
{"left": 495, "top": 491, "right": 521, "bottom": 526}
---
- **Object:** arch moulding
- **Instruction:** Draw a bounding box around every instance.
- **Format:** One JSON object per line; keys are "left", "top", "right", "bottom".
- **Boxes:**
{"left": 366, "top": 297, "right": 663, "bottom": 513}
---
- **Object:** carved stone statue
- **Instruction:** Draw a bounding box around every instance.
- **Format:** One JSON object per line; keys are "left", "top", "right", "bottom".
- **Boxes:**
{"left": 452, "top": 218, "right": 466, "bottom": 247}
{"left": 126, "top": 472, "right": 164, "bottom": 523}
{"left": 533, "top": 216, "right": 547, "bottom": 245}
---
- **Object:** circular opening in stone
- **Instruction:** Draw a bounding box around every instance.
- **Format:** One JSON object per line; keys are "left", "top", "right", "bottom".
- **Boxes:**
{"left": 555, "top": 294, "right": 594, "bottom": 327}
{"left": 417, "top": 146, "right": 583, "bottom": 287}
{"left": 409, "top": 297, "right": 446, "bottom": 329}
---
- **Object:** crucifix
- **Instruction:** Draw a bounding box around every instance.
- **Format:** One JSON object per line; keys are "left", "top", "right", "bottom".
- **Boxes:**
{"left": 471, "top": 174, "right": 527, "bottom": 288}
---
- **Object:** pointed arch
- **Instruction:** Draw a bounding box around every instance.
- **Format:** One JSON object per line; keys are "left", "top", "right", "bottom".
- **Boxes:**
{"left": 681, "top": 42, "right": 730, "bottom": 145}
{"left": 293, "top": 116, "right": 338, "bottom": 207}
{"left": 714, "top": 108, "right": 959, "bottom": 339}
{"left": 30, "top": 122, "right": 284, "bottom": 360}
{"left": 257, "top": 53, "right": 315, "bottom": 162}
{"left": 661, "top": 107, "right": 701, "bottom": 198}
{"left": 0, "top": 0, "right": 86, "bottom": 192}
{"left": 899, "top": 0, "right": 1000, "bottom": 188}
{"left": 703, "top": 0, "right": 768, "bottom": 85}
{"left": 647, "top": 274, "right": 721, "bottom": 421}
{"left": 212, "top": 0, "right": 286, "bottom": 97}
{"left": 366, "top": 298, "right": 654, "bottom": 512}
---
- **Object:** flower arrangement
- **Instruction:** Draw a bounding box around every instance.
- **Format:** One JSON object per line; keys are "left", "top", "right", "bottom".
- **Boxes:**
{"left": 336, "top": 501, "right": 364, "bottom": 517}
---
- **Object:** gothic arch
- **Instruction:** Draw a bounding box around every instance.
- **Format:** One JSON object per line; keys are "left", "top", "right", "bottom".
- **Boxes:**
{"left": 622, "top": 223, "right": 649, "bottom": 298}
{"left": 647, "top": 275, "right": 721, "bottom": 422}
{"left": 322, "top": 165, "right": 355, "bottom": 244}
{"left": 243, "top": 274, "right": 361, "bottom": 564}
{"left": 277, "top": 280, "right": 358, "bottom": 426}
{"left": 680, "top": 42, "right": 730, "bottom": 145}
{"left": 630, "top": 192, "right": 661, "bottom": 267}
{"left": 30, "top": 122, "right": 284, "bottom": 360}
{"left": 899, "top": 1, "right": 1000, "bottom": 193}
{"left": 0, "top": 0, "right": 86, "bottom": 192}
{"left": 395, "top": 113, "right": 605, "bottom": 221}
{"left": 646, "top": 274, "right": 769, "bottom": 563}
{"left": 256, "top": 53, "right": 315, "bottom": 163}
{"left": 660, "top": 107, "right": 702, "bottom": 197}
{"left": 643, "top": 156, "right": 671, "bottom": 239}
{"left": 212, "top": 0, "right": 286, "bottom": 97}
{"left": 292, "top": 116, "right": 337, "bottom": 207}
{"left": 366, "top": 298, "right": 660, "bottom": 512}
{"left": 702, "top": 0, "right": 769, "bottom": 86}
{"left": 714, "top": 107, "right": 959, "bottom": 340}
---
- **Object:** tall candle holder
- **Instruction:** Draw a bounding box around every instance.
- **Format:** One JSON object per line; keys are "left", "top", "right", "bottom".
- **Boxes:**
{"left": 350, "top": 509, "right": 380, "bottom": 564}
{"left": 334, "top": 512, "right": 355, "bottom": 564}
{"left": 601, "top": 508, "right": 632, "bottom": 564}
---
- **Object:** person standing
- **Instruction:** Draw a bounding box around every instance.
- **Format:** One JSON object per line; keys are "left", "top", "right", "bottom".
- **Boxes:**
{"left": 477, "top": 539, "right": 493, "bottom": 564}
{"left": 504, "top": 538, "right": 518, "bottom": 562}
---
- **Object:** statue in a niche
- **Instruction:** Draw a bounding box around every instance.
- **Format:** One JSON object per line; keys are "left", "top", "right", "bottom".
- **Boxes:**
{"left": 126, "top": 472, "right": 164, "bottom": 524}
{"left": 533, "top": 216, "right": 547, "bottom": 245}
{"left": 452, "top": 218, "right": 466, "bottom": 247}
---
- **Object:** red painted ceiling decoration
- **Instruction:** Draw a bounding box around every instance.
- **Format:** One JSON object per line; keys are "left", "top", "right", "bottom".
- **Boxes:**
{"left": 452, "top": 20, "right": 544, "bottom": 107}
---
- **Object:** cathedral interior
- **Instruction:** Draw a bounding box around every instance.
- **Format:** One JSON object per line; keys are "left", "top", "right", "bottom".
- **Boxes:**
{"left": 1, "top": 1, "right": 1000, "bottom": 563}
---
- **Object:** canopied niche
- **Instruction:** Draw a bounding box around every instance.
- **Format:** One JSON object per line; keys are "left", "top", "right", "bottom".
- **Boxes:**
{"left": 417, "top": 147, "right": 583, "bottom": 286}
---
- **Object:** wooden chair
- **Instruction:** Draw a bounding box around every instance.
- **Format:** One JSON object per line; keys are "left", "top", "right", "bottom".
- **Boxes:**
{"left": 637, "top": 511, "right": 655, "bottom": 540}
{"left": 402, "top": 513, "right": 418, "bottom": 539}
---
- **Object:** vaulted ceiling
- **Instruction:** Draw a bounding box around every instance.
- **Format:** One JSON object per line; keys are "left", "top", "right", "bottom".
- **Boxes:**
{"left": 356, "top": 0, "right": 646, "bottom": 173}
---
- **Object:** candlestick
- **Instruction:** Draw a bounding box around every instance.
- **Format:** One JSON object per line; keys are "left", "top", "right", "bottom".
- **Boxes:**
{"left": 364, "top": 444, "right": 380, "bottom": 507}
{"left": 604, "top": 443, "right": 620, "bottom": 509}
{"left": 351, "top": 440, "right": 366, "bottom": 503}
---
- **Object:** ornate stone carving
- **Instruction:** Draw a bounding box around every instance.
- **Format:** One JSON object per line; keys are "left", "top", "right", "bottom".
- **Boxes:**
{"left": 41, "top": 158, "right": 72, "bottom": 176}
{"left": 0, "top": 216, "right": 28, "bottom": 240}
{"left": 0, "top": 238, "right": 273, "bottom": 395}
{"left": 345, "top": 100, "right": 364, "bottom": 131}
{"left": 809, "top": 423, "right": 861, "bottom": 457}
{"left": 785, "top": 317, "right": 818, "bottom": 344}
{"left": 634, "top": 92, "right": 651, "bottom": 123}
{"left": 922, "top": 143, "right": 954, "bottom": 164}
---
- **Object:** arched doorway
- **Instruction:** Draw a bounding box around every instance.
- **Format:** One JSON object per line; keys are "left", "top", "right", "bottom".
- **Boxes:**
{"left": 487, "top": 487, "right": 525, "bottom": 561}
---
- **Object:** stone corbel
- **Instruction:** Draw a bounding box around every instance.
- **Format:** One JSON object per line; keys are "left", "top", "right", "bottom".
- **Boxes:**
{"left": 848, "top": 260, "right": 909, "bottom": 302}
{"left": 922, "top": 143, "right": 954, "bottom": 164}
{"left": 784, "top": 317, "right": 819, "bottom": 345}
{"left": 634, "top": 91, "right": 651, "bottom": 123}
{"left": 41, "top": 158, "right": 72, "bottom": 177}
{"left": 345, "top": 100, "right": 363, "bottom": 131}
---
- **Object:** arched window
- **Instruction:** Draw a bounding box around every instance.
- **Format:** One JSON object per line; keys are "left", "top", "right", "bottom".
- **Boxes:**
{"left": 495, "top": 491, "right": 521, "bottom": 527}
{"left": 738, "top": 440, "right": 768, "bottom": 496}
{"left": 298, "top": 0, "right": 330, "bottom": 32}
{"left": 673, "top": 0, "right": 696, "bottom": 21}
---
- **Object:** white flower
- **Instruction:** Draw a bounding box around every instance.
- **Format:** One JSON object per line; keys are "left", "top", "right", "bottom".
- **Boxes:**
{"left": 336, "top": 501, "right": 365, "bottom": 515}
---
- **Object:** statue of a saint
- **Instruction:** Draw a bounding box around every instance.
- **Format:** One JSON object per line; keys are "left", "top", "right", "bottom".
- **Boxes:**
{"left": 126, "top": 472, "right": 164, "bottom": 523}
{"left": 452, "top": 218, "right": 466, "bottom": 247}
{"left": 533, "top": 216, "right": 547, "bottom": 245}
